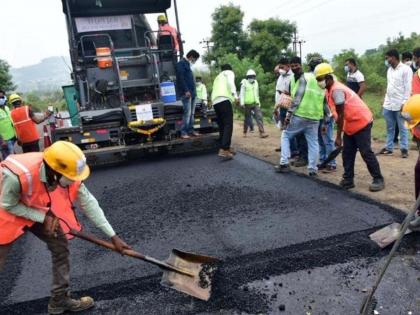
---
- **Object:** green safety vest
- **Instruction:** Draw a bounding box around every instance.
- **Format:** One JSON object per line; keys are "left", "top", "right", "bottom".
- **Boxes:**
{"left": 196, "top": 83, "right": 207, "bottom": 101}
{"left": 211, "top": 71, "right": 235, "bottom": 103}
{"left": 291, "top": 73, "right": 324, "bottom": 120}
{"left": 0, "top": 106, "right": 16, "bottom": 140}
{"left": 243, "top": 79, "right": 260, "bottom": 105}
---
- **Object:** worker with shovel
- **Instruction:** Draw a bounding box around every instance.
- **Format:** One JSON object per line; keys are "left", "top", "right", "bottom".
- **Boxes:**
{"left": 0, "top": 141, "right": 130, "bottom": 314}
{"left": 314, "top": 63, "right": 384, "bottom": 191}
{"left": 402, "top": 94, "right": 420, "bottom": 230}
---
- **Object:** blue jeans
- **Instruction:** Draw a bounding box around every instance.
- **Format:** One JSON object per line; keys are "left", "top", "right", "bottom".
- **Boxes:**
{"left": 383, "top": 108, "right": 408, "bottom": 151}
{"left": 0, "top": 138, "right": 15, "bottom": 159}
{"left": 181, "top": 96, "right": 196, "bottom": 136}
{"left": 280, "top": 116, "right": 319, "bottom": 171}
{"left": 318, "top": 119, "right": 336, "bottom": 167}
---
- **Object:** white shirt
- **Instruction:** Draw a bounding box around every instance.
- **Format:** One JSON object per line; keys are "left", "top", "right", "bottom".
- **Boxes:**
{"left": 346, "top": 69, "right": 365, "bottom": 83}
{"left": 383, "top": 62, "right": 413, "bottom": 111}
{"left": 275, "top": 69, "right": 293, "bottom": 104}
{"left": 213, "top": 70, "right": 238, "bottom": 106}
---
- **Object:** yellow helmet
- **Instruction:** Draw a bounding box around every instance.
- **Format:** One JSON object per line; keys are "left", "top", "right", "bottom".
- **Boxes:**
{"left": 314, "top": 63, "right": 334, "bottom": 79}
{"left": 8, "top": 93, "right": 22, "bottom": 104}
{"left": 43, "top": 141, "right": 90, "bottom": 181}
{"left": 157, "top": 15, "right": 167, "bottom": 23}
{"left": 401, "top": 94, "right": 420, "bottom": 129}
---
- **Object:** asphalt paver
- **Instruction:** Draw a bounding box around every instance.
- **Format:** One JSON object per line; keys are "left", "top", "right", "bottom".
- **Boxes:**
{"left": 0, "top": 152, "right": 418, "bottom": 314}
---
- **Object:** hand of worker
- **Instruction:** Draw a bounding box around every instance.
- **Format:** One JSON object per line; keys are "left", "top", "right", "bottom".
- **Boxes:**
{"left": 111, "top": 235, "right": 132, "bottom": 255}
{"left": 321, "top": 124, "right": 327, "bottom": 135}
{"left": 335, "top": 135, "right": 342, "bottom": 147}
{"left": 43, "top": 211, "right": 60, "bottom": 237}
{"left": 185, "top": 91, "right": 192, "bottom": 98}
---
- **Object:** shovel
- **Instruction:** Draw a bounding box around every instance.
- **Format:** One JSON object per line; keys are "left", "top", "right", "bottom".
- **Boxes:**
{"left": 318, "top": 146, "right": 342, "bottom": 169}
{"left": 69, "top": 229, "right": 219, "bottom": 301}
{"left": 369, "top": 194, "right": 419, "bottom": 248}
{"left": 360, "top": 195, "right": 420, "bottom": 314}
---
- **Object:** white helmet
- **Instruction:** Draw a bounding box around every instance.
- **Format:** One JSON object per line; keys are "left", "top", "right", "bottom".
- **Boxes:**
{"left": 246, "top": 69, "right": 256, "bottom": 77}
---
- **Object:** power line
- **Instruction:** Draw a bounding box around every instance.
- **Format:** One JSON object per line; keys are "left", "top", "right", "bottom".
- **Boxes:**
{"left": 290, "top": 0, "right": 333, "bottom": 18}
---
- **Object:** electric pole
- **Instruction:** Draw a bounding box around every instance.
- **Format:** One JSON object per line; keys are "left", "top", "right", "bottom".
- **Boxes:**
{"left": 292, "top": 31, "right": 305, "bottom": 59}
{"left": 200, "top": 38, "right": 213, "bottom": 54}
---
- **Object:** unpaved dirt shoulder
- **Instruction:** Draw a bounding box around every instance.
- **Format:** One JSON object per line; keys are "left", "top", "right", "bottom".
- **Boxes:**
{"left": 232, "top": 120, "right": 416, "bottom": 212}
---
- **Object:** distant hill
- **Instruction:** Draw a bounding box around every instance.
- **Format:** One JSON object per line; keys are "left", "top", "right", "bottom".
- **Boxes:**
{"left": 11, "top": 56, "right": 72, "bottom": 92}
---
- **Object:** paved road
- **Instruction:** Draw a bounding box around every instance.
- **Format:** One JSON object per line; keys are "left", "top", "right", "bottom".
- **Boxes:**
{"left": 0, "top": 152, "right": 418, "bottom": 314}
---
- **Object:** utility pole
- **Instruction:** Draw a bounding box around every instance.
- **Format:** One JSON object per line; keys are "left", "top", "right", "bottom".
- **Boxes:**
{"left": 292, "top": 30, "right": 297, "bottom": 54}
{"left": 199, "top": 38, "right": 213, "bottom": 54}
{"left": 298, "top": 39, "right": 306, "bottom": 60}
{"left": 292, "top": 30, "right": 305, "bottom": 59}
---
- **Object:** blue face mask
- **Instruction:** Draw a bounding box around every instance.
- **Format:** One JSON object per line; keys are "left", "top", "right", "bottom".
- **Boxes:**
{"left": 344, "top": 65, "right": 349, "bottom": 73}
{"left": 384, "top": 60, "right": 391, "bottom": 68}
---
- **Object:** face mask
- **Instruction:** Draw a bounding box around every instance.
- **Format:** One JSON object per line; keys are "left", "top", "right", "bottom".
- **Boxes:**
{"left": 278, "top": 69, "right": 286, "bottom": 75}
{"left": 248, "top": 78, "right": 255, "bottom": 83}
{"left": 344, "top": 65, "right": 349, "bottom": 73}
{"left": 384, "top": 60, "right": 391, "bottom": 67}
{"left": 59, "top": 176, "right": 75, "bottom": 188}
{"left": 190, "top": 59, "right": 196, "bottom": 65}
{"left": 404, "top": 61, "right": 412, "bottom": 66}
{"left": 317, "top": 80, "right": 327, "bottom": 89}
{"left": 0, "top": 97, "right": 6, "bottom": 106}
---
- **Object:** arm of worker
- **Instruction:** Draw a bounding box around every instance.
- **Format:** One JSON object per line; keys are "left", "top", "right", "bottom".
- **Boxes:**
{"left": 226, "top": 71, "right": 238, "bottom": 102}
{"left": 402, "top": 67, "right": 413, "bottom": 105}
{"left": 175, "top": 61, "right": 190, "bottom": 97}
{"left": 29, "top": 109, "right": 51, "bottom": 124}
{"left": 256, "top": 82, "right": 261, "bottom": 106}
{"left": 288, "top": 76, "right": 307, "bottom": 114}
{"left": 239, "top": 80, "right": 246, "bottom": 106}
{"left": 77, "top": 183, "right": 131, "bottom": 254}
{"left": 0, "top": 168, "right": 46, "bottom": 223}
{"left": 357, "top": 82, "right": 366, "bottom": 98}
{"left": 332, "top": 89, "right": 346, "bottom": 147}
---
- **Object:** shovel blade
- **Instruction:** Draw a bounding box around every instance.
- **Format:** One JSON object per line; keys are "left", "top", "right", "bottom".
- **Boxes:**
{"left": 369, "top": 223, "right": 412, "bottom": 248}
{"left": 161, "top": 249, "right": 219, "bottom": 301}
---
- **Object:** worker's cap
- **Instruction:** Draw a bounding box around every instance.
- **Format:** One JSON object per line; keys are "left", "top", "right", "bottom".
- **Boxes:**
{"left": 8, "top": 93, "right": 22, "bottom": 105}
{"left": 314, "top": 63, "right": 334, "bottom": 79}
{"left": 44, "top": 141, "right": 90, "bottom": 181}
{"left": 402, "top": 95, "right": 420, "bottom": 129}
{"left": 157, "top": 15, "right": 167, "bottom": 22}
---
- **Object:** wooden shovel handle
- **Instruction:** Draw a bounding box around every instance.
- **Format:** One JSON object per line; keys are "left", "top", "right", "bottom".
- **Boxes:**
{"left": 69, "top": 229, "right": 146, "bottom": 259}
{"left": 69, "top": 229, "right": 194, "bottom": 277}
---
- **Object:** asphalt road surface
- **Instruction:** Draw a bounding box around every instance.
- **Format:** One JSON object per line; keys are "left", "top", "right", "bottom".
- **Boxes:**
{"left": 0, "top": 152, "right": 419, "bottom": 314}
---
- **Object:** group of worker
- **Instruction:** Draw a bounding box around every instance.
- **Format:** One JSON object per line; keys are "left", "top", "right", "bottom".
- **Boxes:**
{"left": 0, "top": 92, "right": 54, "bottom": 159}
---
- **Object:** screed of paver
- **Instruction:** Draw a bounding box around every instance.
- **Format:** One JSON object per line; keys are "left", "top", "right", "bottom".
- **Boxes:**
{"left": 0, "top": 153, "right": 409, "bottom": 314}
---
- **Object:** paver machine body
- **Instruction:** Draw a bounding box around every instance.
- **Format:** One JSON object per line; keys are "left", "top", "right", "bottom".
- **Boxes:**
{"left": 56, "top": 0, "right": 218, "bottom": 165}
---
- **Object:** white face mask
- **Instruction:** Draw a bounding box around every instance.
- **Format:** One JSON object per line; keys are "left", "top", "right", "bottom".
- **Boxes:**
{"left": 278, "top": 69, "right": 286, "bottom": 75}
{"left": 248, "top": 78, "right": 255, "bottom": 83}
{"left": 404, "top": 60, "right": 413, "bottom": 66}
{"left": 59, "top": 176, "right": 75, "bottom": 188}
{"left": 317, "top": 80, "right": 327, "bottom": 89}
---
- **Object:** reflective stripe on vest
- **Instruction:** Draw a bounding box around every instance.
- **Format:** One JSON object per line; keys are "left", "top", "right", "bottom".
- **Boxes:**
{"left": 10, "top": 106, "right": 40, "bottom": 144}
{"left": 0, "top": 154, "right": 82, "bottom": 245}
{"left": 243, "top": 80, "right": 260, "bottom": 105}
{"left": 211, "top": 71, "right": 234, "bottom": 103}
{"left": 291, "top": 73, "right": 325, "bottom": 120}
{"left": 0, "top": 107, "right": 16, "bottom": 140}
{"left": 326, "top": 81, "right": 373, "bottom": 135}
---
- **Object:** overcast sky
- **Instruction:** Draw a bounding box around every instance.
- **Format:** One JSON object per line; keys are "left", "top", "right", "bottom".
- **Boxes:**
{"left": 0, "top": 0, "right": 419, "bottom": 68}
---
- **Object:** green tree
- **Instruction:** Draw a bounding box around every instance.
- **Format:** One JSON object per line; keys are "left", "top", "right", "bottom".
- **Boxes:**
{"left": 204, "top": 4, "right": 248, "bottom": 64}
{"left": 0, "top": 59, "right": 16, "bottom": 92}
{"left": 247, "top": 18, "right": 296, "bottom": 73}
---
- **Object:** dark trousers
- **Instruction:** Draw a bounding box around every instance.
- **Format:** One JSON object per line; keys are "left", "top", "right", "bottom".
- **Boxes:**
{"left": 22, "top": 140, "right": 40, "bottom": 153}
{"left": 296, "top": 133, "right": 308, "bottom": 161}
{"left": 342, "top": 122, "right": 383, "bottom": 180}
{"left": 0, "top": 224, "right": 70, "bottom": 298}
{"left": 214, "top": 100, "right": 233, "bottom": 150}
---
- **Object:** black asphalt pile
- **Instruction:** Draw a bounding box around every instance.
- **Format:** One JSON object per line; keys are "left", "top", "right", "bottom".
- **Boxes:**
{"left": 0, "top": 152, "right": 417, "bottom": 314}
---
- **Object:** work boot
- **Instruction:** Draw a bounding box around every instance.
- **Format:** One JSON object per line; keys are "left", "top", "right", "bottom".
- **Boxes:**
{"left": 340, "top": 178, "right": 355, "bottom": 190}
{"left": 274, "top": 164, "right": 290, "bottom": 173}
{"left": 218, "top": 149, "right": 233, "bottom": 160}
{"left": 292, "top": 158, "right": 308, "bottom": 167}
{"left": 369, "top": 178, "right": 385, "bottom": 192}
{"left": 48, "top": 293, "right": 94, "bottom": 314}
{"left": 259, "top": 132, "right": 269, "bottom": 138}
{"left": 401, "top": 149, "right": 409, "bottom": 158}
{"left": 229, "top": 147, "right": 237, "bottom": 155}
{"left": 409, "top": 211, "right": 420, "bottom": 231}
{"left": 308, "top": 170, "right": 318, "bottom": 177}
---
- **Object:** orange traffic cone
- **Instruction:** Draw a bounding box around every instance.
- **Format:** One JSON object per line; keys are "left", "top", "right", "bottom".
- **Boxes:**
{"left": 43, "top": 125, "right": 52, "bottom": 149}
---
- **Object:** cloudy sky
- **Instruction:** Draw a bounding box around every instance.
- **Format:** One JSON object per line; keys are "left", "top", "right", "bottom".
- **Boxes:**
{"left": 0, "top": 0, "right": 419, "bottom": 68}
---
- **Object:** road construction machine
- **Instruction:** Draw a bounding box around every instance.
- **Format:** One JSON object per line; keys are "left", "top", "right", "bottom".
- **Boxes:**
{"left": 55, "top": 0, "right": 218, "bottom": 165}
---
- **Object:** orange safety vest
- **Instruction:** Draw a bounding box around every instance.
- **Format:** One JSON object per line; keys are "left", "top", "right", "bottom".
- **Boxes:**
{"left": 412, "top": 70, "right": 420, "bottom": 95}
{"left": 10, "top": 106, "right": 40, "bottom": 144}
{"left": 159, "top": 24, "right": 180, "bottom": 51}
{"left": 0, "top": 153, "right": 81, "bottom": 245}
{"left": 326, "top": 81, "right": 373, "bottom": 136}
